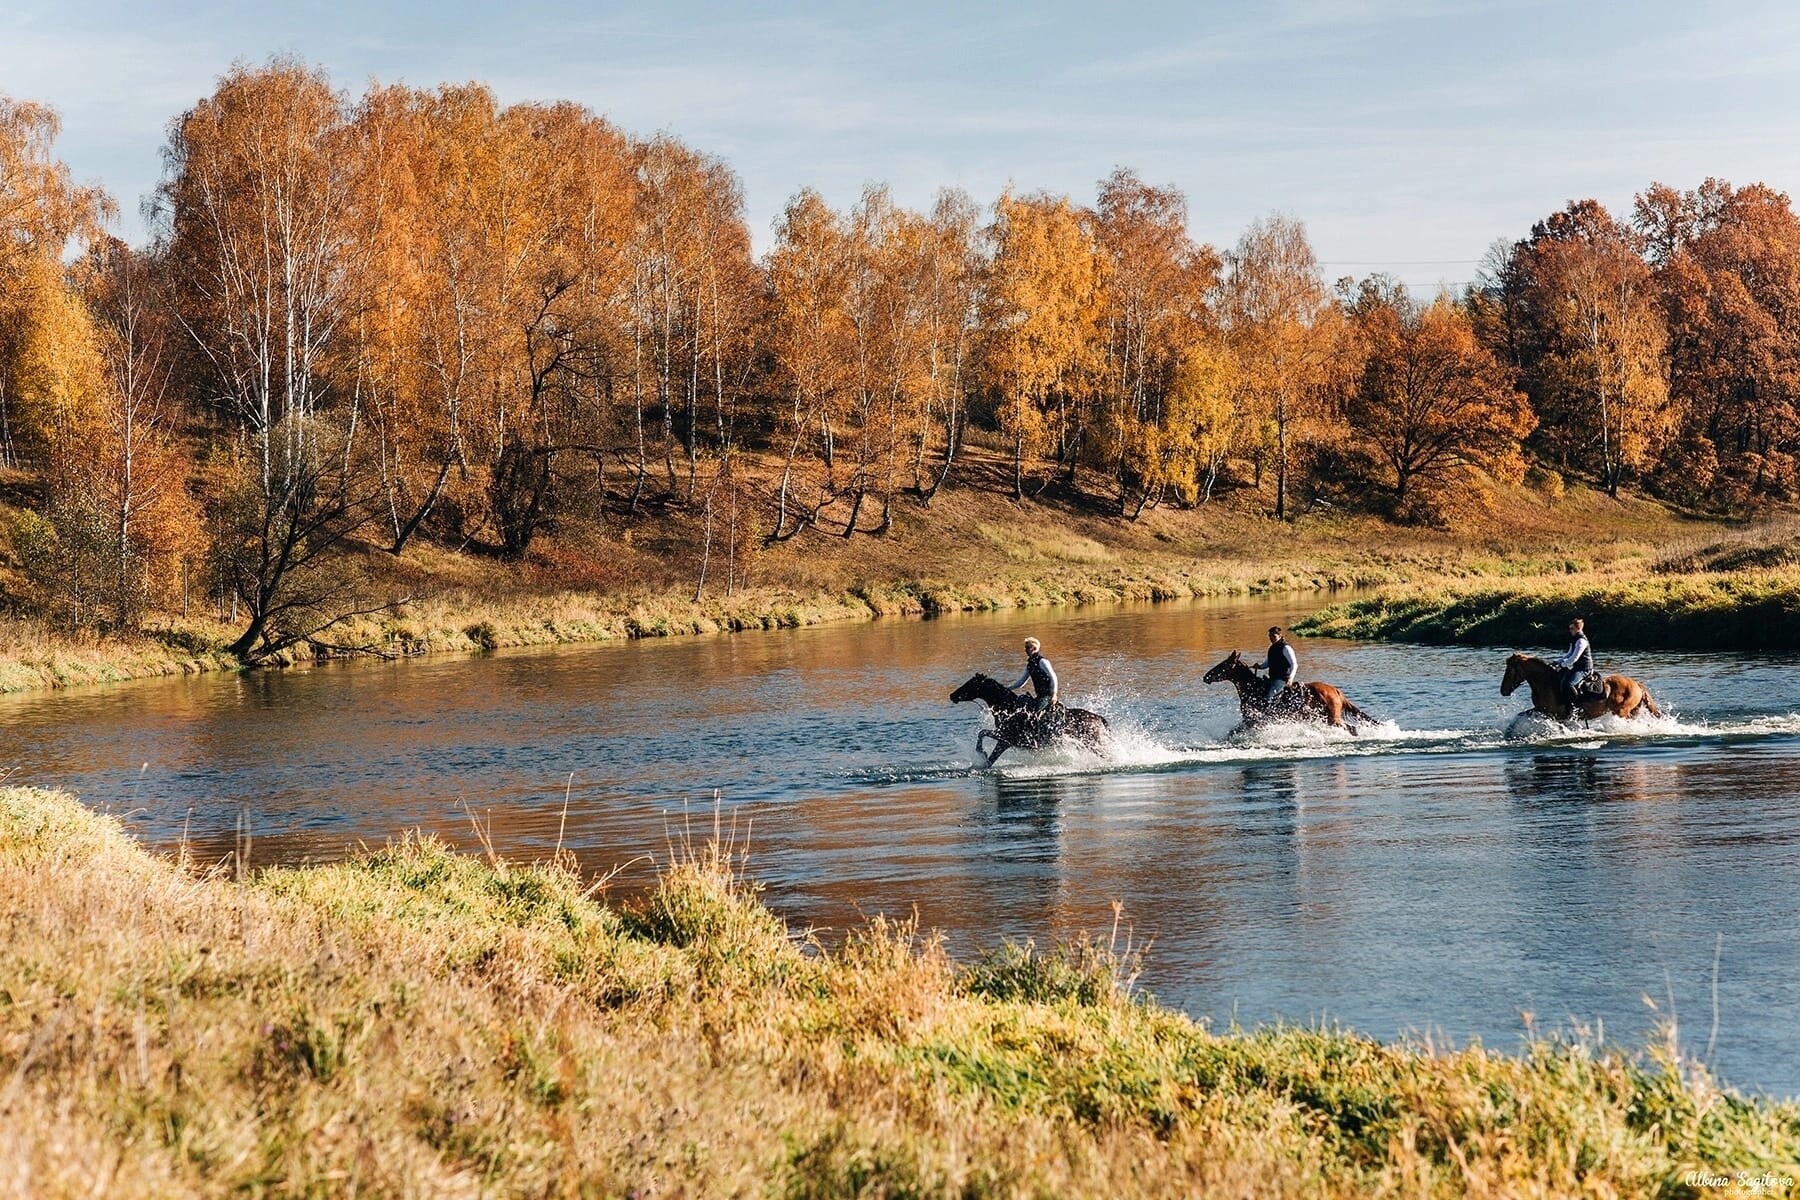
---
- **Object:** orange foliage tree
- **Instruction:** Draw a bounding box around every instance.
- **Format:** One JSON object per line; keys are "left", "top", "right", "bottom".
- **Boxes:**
{"left": 0, "top": 94, "right": 112, "bottom": 468}
{"left": 1635, "top": 179, "right": 1800, "bottom": 501}
{"left": 980, "top": 191, "right": 1105, "bottom": 500}
{"left": 1092, "top": 168, "right": 1221, "bottom": 515}
{"left": 76, "top": 242, "right": 204, "bottom": 625}
{"left": 1220, "top": 215, "right": 1332, "bottom": 519}
{"left": 159, "top": 60, "right": 387, "bottom": 659}
{"left": 627, "top": 136, "right": 757, "bottom": 509}
{"left": 1346, "top": 278, "right": 1534, "bottom": 515}
{"left": 1484, "top": 201, "right": 1670, "bottom": 497}
{"left": 0, "top": 98, "right": 182, "bottom": 626}
{"left": 913, "top": 189, "right": 981, "bottom": 502}
{"left": 766, "top": 188, "right": 854, "bottom": 538}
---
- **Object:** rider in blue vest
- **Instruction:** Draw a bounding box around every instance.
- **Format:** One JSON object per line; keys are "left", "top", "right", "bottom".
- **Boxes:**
{"left": 1007, "top": 637, "right": 1059, "bottom": 717}
{"left": 1264, "top": 626, "right": 1297, "bottom": 704}
{"left": 1555, "top": 618, "right": 1593, "bottom": 703}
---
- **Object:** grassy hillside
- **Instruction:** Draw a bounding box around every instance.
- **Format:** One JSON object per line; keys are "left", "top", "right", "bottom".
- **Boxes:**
{"left": 0, "top": 786, "right": 1794, "bottom": 1197}
{"left": 0, "top": 450, "right": 1729, "bottom": 692}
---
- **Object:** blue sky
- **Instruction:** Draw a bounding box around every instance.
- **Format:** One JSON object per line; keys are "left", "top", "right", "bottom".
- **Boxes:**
{"left": 7, "top": 0, "right": 1799, "bottom": 292}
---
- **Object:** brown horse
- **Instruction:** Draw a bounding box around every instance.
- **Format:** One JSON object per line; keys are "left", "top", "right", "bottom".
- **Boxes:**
{"left": 1500, "top": 653, "right": 1662, "bottom": 724}
{"left": 1202, "top": 651, "right": 1377, "bottom": 736}
{"left": 950, "top": 673, "right": 1111, "bottom": 766}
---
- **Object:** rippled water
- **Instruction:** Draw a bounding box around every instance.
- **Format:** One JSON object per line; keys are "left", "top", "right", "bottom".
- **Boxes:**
{"left": 5, "top": 596, "right": 1799, "bottom": 1096}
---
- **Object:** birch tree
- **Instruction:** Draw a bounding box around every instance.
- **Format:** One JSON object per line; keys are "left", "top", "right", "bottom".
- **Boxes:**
{"left": 1220, "top": 215, "right": 1329, "bottom": 520}
{"left": 980, "top": 191, "right": 1104, "bottom": 500}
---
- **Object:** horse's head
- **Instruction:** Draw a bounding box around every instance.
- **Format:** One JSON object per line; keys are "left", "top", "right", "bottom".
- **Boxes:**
{"left": 953, "top": 672, "right": 1025, "bottom": 712}
{"left": 1500, "top": 653, "right": 1530, "bottom": 696}
{"left": 1202, "top": 650, "right": 1245, "bottom": 685}
{"left": 950, "top": 673, "right": 991, "bottom": 705}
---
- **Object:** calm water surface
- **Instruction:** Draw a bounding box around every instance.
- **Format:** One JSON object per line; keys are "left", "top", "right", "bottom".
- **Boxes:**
{"left": 5, "top": 596, "right": 1799, "bottom": 1096}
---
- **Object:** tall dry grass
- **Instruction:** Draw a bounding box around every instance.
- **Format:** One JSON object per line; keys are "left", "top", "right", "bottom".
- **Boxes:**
{"left": 0, "top": 611, "right": 239, "bottom": 692}
{"left": 1, "top": 786, "right": 1794, "bottom": 1197}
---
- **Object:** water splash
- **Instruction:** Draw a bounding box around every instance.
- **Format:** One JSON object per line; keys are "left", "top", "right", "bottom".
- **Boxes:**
{"left": 1502, "top": 708, "right": 1800, "bottom": 746}
{"left": 851, "top": 705, "right": 1800, "bottom": 787}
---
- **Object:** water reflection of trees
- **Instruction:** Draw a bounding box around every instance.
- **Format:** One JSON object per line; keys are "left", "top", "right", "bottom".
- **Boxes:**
{"left": 986, "top": 769, "right": 1102, "bottom": 812}
{"left": 1502, "top": 751, "right": 1669, "bottom": 861}
{"left": 1501, "top": 744, "right": 1800, "bottom": 873}
{"left": 964, "top": 772, "right": 1077, "bottom": 931}
{"left": 1239, "top": 760, "right": 1301, "bottom": 813}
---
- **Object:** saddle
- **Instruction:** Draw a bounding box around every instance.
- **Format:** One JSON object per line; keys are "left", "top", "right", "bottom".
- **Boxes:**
{"left": 1571, "top": 671, "right": 1606, "bottom": 700}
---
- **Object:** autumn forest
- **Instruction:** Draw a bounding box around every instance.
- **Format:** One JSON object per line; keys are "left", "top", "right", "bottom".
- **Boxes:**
{"left": 2, "top": 59, "right": 1797, "bottom": 662}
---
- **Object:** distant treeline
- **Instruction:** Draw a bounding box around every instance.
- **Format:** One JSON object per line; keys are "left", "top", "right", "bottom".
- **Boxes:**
{"left": 1, "top": 58, "right": 1796, "bottom": 656}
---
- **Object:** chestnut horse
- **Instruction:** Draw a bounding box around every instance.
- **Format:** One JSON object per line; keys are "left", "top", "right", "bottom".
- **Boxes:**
{"left": 1500, "top": 653, "right": 1661, "bottom": 723}
{"left": 1202, "top": 650, "right": 1377, "bottom": 736}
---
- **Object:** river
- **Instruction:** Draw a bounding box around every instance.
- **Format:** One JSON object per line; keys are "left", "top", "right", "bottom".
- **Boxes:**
{"left": 5, "top": 595, "right": 1798, "bottom": 1096}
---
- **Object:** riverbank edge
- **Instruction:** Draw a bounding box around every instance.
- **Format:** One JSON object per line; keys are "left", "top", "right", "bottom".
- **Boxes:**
{"left": 2, "top": 784, "right": 1794, "bottom": 1196}
{"left": 0, "top": 551, "right": 1449, "bottom": 695}
{"left": 1293, "top": 572, "right": 1800, "bottom": 653}
{"left": 13, "top": 559, "right": 1798, "bottom": 699}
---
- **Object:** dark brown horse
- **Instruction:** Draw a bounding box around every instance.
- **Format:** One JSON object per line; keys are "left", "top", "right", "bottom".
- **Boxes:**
{"left": 1202, "top": 650, "right": 1377, "bottom": 736}
{"left": 1500, "top": 653, "right": 1661, "bottom": 724}
{"left": 950, "top": 673, "right": 1110, "bottom": 766}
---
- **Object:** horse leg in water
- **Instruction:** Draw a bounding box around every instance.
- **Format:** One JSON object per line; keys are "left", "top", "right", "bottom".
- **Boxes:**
{"left": 1337, "top": 698, "right": 1380, "bottom": 736}
{"left": 1307, "top": 689, "right": 1357, "bottom": 737}
{"left": 979, "top": 726, "right": 1008, "bottom": 766}
{"left": 975, "top": 728, "right": 1011, "bottom": 767}
{"left": 1308, "top": 684, "right": 1377, "bottom": 737}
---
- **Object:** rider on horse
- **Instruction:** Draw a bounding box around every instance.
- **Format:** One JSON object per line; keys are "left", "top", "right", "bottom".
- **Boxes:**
{"left": 1006, "top": 637, "right": 1059, "bottom": 720}
{"left": 1263, "top": 626, "right": 1298, "bottom": 706}
{"left": 1554, "top": 618, "right": 1594, "bottom": 704}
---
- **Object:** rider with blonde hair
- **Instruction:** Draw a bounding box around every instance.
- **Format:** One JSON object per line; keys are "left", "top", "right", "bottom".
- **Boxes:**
{"left": 1007, "top": 637, "right": 1059, "bottom": 717}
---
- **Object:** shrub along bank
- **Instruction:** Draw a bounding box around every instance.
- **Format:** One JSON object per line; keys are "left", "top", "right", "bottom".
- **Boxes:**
{"left": 1295, "top": 573, "right": 1800, "bottom": 654}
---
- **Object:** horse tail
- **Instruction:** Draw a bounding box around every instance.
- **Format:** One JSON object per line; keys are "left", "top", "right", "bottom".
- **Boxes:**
{"left": 1637, "top": 689, "right": 1662, "bottom": 719}
{"left": 1341, "top": 699, "right": 1380, "bottom": 728}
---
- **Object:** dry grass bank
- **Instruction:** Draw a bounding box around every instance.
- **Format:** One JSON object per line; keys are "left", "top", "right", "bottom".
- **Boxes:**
{"left": 0, "top": 614, "right": 240, "bottom": 693}
{"left": 1, "top": 786, "right": 1795, "bottom": 1198}
{"left": 0, "top": 451, "right": 1736, "bottom": 693}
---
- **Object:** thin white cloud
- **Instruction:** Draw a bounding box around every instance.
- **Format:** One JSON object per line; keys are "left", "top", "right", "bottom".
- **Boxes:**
{"left": 4, "top": 0, "right": 1797, "bottom": 276}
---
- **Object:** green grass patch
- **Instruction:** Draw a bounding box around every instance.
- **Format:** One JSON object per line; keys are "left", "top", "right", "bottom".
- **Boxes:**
{"left": 1296, "top": 573, "right": 1800, "bottom": 652}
